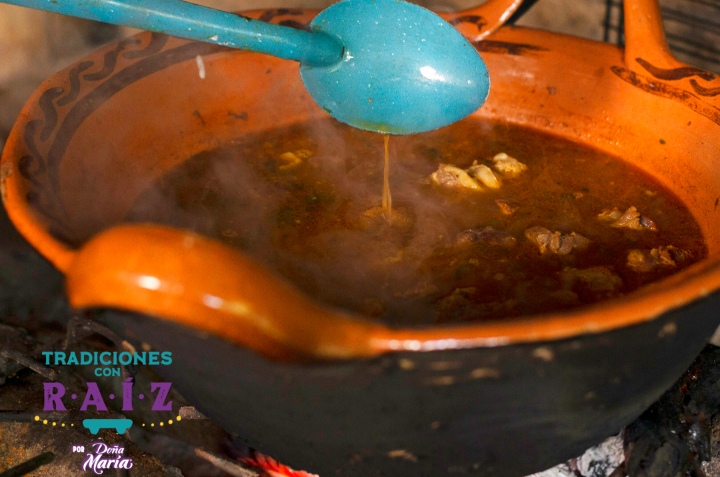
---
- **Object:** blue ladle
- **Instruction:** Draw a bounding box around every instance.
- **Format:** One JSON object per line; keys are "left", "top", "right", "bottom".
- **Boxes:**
{"left": 2, "top": 0, "right": 490, "bottom": 134}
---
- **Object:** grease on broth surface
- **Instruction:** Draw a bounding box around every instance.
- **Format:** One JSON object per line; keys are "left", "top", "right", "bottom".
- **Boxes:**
{"left": 128, "top": 119, "right": 707, "bottom": 326}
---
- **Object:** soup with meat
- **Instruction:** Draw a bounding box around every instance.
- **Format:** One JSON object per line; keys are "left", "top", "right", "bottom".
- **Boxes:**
{"left": 128, "top": 119, "right": 706, "bottom": 326}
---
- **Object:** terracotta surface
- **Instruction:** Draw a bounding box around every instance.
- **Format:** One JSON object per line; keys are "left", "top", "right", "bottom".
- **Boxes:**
{"left": 1, "top": 0, "right": 720, "bottom": 362}
{"left": 2, "top": 0, "right": 720, "bottom": 474}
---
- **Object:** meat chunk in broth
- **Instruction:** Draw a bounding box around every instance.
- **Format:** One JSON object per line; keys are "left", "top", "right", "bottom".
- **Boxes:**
{"left": 525, "top": 226, "right": 590, "bottom": 255}
{"left": 492, "top": 152, "right": 528, "bottom": 177}
{"left": 429, "top": 155, "right": 516, "bottom": 192}
{"left": 600, "top": 206, "right": 658, "bottom": 231}
{"left": 430, "top": 164, "right": 482, "bottom": 191}
{"left": 597, "top": 207, "right": 623, "bottom": 222}
{"left": 467, "top": 162, "right": 501, "bottom": 189}
{"left": 627, "top": 246, "right": 692, "bottom": 272}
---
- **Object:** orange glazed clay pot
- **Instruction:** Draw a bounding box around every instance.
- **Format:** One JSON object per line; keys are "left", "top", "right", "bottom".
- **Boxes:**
{"left": 2, "top": 0, "right": 720, "bottom": 475}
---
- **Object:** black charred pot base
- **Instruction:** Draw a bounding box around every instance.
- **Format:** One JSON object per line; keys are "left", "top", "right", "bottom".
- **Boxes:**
{"left": 95, "top": 296, "right": 720, "bottom": 477}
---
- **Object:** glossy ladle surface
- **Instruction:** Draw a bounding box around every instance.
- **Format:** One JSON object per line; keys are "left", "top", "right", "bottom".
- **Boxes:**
{"left": 2, "top": 0, "right": 490, "bottom": 134}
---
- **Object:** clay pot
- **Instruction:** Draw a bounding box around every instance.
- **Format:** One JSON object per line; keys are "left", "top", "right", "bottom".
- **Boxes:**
{"left": 2, "top": 0, "right": 720, "bottom": 474}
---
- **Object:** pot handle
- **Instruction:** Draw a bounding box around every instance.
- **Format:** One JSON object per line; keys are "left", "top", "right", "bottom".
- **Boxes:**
{"left": 65, "top": 224, "right": 392, "bottom": 361}
{"left": 439, "top": 0, "right": 524, "bottom": 41}
{"left": 623, "top": 0, "right": 684, "bottom": 71}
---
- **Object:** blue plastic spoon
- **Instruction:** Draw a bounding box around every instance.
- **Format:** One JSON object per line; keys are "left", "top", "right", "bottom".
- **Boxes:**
{"left": 2, "top": 0, "right": 490, "bottom": 134}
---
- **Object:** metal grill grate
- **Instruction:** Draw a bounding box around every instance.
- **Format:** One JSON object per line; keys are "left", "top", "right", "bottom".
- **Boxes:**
{"left": 604, "top": 0, "right": 720, "bottom": 74}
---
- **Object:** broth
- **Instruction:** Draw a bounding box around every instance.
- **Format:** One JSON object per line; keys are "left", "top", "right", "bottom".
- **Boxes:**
{"left": 128, "top": 119, "right": 707, "bottom": 326}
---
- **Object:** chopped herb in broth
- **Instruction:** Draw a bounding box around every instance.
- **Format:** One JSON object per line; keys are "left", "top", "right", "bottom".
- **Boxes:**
{"left": 128, "top": 119, "right": 707, "bottom": 326}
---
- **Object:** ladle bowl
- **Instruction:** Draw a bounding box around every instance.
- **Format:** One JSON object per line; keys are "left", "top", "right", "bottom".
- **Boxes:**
{"left": 2, "top": 0, "right": 490, "bottom": 134}
{"left": 2, "top": 0, "right": 720, "bottom": 475}
{"left": 300, "top": 0, "right": 490, "bottom": 134}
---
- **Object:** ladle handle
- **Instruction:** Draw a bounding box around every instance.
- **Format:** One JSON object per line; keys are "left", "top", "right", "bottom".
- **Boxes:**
{"left": 623, "top": 0, "right": 684, "bottom": 71}
{"left": 440, "top": 0, "right": 524, "bottom": 42}
{"left": 65, "top": 224, "right": 392, "bottom": 362}
{"left": 1, "top": 0, "right": 343, "bottom": 67}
